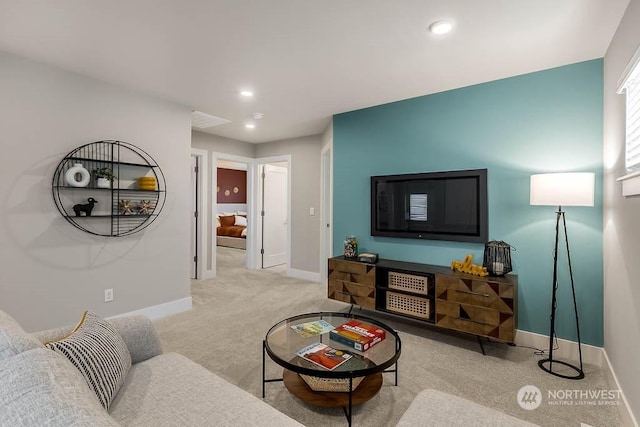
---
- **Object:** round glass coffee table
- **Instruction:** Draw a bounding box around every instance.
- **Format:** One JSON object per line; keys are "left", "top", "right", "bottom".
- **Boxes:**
{"left": 262, "top": 312, "right": 401, "bottom": 426}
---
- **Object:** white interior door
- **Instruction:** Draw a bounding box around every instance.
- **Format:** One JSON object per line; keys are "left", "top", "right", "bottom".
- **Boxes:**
{"left": 262, "top": 163, "right": 288, "bottom": 268}
{"left": 190, "top": 155, "right": 198, "bottom": 279}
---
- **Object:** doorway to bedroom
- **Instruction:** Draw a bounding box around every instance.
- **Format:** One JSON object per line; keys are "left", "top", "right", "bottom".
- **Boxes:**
{"left": 215, "top": 158, "right": 249, "bottom": 275}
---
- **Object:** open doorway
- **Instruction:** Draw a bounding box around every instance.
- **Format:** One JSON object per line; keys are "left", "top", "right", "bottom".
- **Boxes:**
{"left": 215, "top": 158, "right": 250, "bottom": 274}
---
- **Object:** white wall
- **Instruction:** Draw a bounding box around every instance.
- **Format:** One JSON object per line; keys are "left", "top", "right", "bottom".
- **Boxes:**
{"left": 603, "top": 0, "right": 640, "bottom": 422}
{"left": 192, "top": 130, "right": 256, "bottom": 158}
{"left": 256, "top": 135, "right": 322, "bottom": 274}
{"left": 0, "top": 51, "right": 192, "bottom": 331}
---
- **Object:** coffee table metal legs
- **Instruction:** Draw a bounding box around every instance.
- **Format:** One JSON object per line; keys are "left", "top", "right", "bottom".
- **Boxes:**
{"left": 342, "top": 377, "right": 353, "bottom": 426}
{"left": 262, "top": 340, "right": 283, "bottom": 398}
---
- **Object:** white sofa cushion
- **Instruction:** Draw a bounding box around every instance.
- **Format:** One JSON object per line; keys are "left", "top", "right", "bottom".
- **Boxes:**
{"left": 0, "top": 310, "right": 43, "bottom": 361}
{"left": 0, "top": 347, "right": 118, "bottom": 426}
{"left": 110, "top": 352, "right": 302, "bottom": 426}
{"left": 396, "top": 389, "right": 539, "bottom": 427}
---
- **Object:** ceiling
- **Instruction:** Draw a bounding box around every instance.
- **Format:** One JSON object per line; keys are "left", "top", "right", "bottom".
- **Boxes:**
{"left": 0, "top": 1, "right": 629, "bottom": 144}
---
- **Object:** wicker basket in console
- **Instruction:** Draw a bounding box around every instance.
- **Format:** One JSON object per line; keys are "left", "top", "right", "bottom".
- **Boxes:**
{"left": 386, "top": 291, "right": 431, "bottom": 319}
{"left": 388, "top": 271, "right": 431, "bottom": 295}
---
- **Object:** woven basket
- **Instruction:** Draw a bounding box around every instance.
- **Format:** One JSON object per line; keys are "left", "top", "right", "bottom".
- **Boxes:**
{"left": 386, "top": 291, "right": 430, "bottom": 319}
{"left": 299, "top": 374, "right": 365, "bottom": 392}
{"left": 388, "top": 271, "right": 430, "bottom": 295}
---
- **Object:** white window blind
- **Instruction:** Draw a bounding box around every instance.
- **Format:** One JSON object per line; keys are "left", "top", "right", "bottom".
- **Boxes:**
{"left": 619, "top": 49, "right": 640, "bottom": 172}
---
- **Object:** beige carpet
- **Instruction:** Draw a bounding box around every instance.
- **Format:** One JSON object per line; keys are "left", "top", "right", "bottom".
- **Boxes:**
{"left": 154, "top": 247, "right": 622, "bottom": 426}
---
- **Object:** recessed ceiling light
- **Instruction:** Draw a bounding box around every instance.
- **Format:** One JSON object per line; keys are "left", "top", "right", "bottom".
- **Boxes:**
{"left": 245, "top": 123, "right": 256, "bottom": 129}
{"left": 429, "top": 20, "right": 453, "bottom": 35}
{"left": 240, "top": 90, "right": 254, "bottom": 97}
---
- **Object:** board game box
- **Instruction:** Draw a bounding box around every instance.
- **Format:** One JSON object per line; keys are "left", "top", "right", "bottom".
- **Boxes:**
{"left": 329, "top": 319, "right": 386, "bottom": 352}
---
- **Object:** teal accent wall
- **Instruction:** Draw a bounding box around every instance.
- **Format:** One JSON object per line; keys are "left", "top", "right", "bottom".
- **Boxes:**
{"left": 333, "top": 60, "right": 604, "bottom": 346}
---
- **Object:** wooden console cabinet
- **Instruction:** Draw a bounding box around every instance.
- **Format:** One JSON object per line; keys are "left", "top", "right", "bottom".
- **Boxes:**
{"left": 328, "top": 256, "right": 517, "bottom": 343}
{"left": 327, "top": 258, "right": 376, "bottom": 309}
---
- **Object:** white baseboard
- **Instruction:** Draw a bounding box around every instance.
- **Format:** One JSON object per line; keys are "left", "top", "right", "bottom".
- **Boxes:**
{"left": 287, "top": 268, "right": 321, "bottom": 283}
{"left": 110, "top": 297, "right": 193, "bottom": 320}
{"left": 602, "top": 349, "right": 638, "bottom": 427}
{"left": 516, "top": 329, "right": 636, "bottom": 426}
{"left": 201, "top": 269, "right": 216, "bottom": 280}
{"left": 514, "top": 329, "right": 603, "bottom": 366}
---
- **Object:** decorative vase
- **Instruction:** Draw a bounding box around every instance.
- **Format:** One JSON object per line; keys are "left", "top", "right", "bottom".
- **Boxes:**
{"left": 64, "top": 163, "right": 90, "bottom": 187}
{"left": 96, "top": 177, "right": 111, "bottom": 188}
{"left": 343, "top": 235, "right": 358, "bottom": 259}
{"left": 137, "top": 176, "right": 157, "bottom": 190}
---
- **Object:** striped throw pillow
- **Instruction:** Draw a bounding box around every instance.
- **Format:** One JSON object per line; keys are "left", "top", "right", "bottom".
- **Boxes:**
{"left": 45, "top": 311, "right": 132, "bottom": 410}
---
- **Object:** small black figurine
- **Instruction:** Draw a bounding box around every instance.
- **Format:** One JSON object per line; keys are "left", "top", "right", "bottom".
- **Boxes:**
{"left": 72, "top": 198, "right": 98, "bottom": 217}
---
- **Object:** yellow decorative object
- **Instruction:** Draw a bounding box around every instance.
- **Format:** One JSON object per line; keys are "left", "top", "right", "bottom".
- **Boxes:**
{"left": 137, "top": 176, "right": 157, "bottom": 191}
{"left": 451, "top": 254, "right": 488, "bottom": 277}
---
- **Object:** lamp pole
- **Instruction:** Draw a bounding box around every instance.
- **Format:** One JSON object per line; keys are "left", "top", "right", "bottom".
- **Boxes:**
{"left": 538, "top": 206, "right": 584, "bottom": 380}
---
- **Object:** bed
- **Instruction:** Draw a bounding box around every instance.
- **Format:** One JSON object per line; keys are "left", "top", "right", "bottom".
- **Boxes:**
{"left": 216, "top": 213, "right": 247, "bottom": 250}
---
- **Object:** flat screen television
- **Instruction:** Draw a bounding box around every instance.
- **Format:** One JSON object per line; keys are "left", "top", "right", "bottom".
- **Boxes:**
{"left": 371, "top": 169, "right": 488, "bottom": 243}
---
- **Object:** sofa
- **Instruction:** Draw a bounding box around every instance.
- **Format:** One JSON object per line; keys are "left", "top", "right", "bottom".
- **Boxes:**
{"left": 397, "top": 389, "right": 538, "bottom": 427}
{"left": 0, "top": 309, "right": 302, "bottom": 426}
{"left": 1, "top": 308, "right": 537, "bottom": 427}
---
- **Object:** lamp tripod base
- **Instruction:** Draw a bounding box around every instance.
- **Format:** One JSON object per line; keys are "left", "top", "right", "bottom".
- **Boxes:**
{"left": 538, "top": 358, "right": 584, "bottom": 380}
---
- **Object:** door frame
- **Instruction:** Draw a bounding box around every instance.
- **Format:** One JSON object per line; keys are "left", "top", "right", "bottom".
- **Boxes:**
{"left": 212, "top": 152, "right": 256, "bottom": 273}
{"left": 320, "top": 142, "right": 333, "bottom": 284}
{"left": 190, "top": 148, "right": 210, "bottom": 279}
{"left": 255, "top": 155, "right": 291, "bottom": 271}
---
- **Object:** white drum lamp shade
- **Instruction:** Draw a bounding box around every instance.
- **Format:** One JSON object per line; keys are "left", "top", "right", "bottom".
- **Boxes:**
{"left": 530, "top": 173, "right": 595, "bottom": 207}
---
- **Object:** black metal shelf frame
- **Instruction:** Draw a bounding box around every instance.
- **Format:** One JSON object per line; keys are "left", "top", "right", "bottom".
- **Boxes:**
{"left": 52, "top": 140, "right": 166, "bottom": 237}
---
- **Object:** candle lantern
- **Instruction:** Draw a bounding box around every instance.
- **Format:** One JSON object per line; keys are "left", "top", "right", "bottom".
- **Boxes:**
{"left": 483, "top": 240, "right": 513, "bottom": 276}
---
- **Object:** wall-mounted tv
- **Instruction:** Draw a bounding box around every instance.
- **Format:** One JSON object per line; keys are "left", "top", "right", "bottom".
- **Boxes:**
{"left": 371, "top": 169, "right": 488, "bottom": 243}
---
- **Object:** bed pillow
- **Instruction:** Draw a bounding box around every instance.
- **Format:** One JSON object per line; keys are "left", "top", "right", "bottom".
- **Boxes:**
{"left": 236, "top": 211, "right": 247, "bottom": 216}
{"left": 219, "top": 215, "right": 236, "bottom": 226}
{"left": 234, "top": 215, "right": 247, "bottom": 226}
{"left": 44, "top": 311, "right": 132, "bottom": 410}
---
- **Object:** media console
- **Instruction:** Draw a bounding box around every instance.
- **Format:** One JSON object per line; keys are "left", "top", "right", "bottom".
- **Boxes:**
{"left": 328, "top": 256, "right": 517, "bottom": 344}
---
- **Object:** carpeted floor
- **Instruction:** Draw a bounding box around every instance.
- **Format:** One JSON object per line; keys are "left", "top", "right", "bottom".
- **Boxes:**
{"left": 154, "top": 247, "right": 622, "bottom": 427}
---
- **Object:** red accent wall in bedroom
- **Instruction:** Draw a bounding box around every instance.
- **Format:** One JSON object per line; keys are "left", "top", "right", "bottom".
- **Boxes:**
{"left": 217, "top": 168, "right": 247, "bottom": 203}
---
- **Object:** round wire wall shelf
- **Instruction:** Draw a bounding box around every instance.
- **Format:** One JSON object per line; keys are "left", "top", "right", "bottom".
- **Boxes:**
{"left": 52, "top": 140, "right": 166, "bottom": 237}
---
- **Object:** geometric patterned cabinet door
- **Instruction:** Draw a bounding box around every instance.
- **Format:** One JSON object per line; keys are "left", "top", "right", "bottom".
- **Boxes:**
{"left": 435, "top": 274, "right": 516, "bottom": 342}
{"left": 328, "top": 257, "right": 376, "bottom": 309}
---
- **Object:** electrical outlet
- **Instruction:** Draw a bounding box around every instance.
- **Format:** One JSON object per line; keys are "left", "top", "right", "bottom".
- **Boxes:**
{"left": 104, "top": 288, "right": 113, "bottom": 303}
{"left": 310, "top": 207, "right": 315, "bottom": 216}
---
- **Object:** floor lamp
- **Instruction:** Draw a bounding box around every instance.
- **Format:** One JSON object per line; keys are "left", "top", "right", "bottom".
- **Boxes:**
{"left": 530, "top": 172, "right": 595, "bottom": 380}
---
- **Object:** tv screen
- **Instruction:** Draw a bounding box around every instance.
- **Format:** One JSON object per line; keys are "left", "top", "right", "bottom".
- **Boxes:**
{"left": 371, "top": 169, "right": 488, "bottom": 243}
